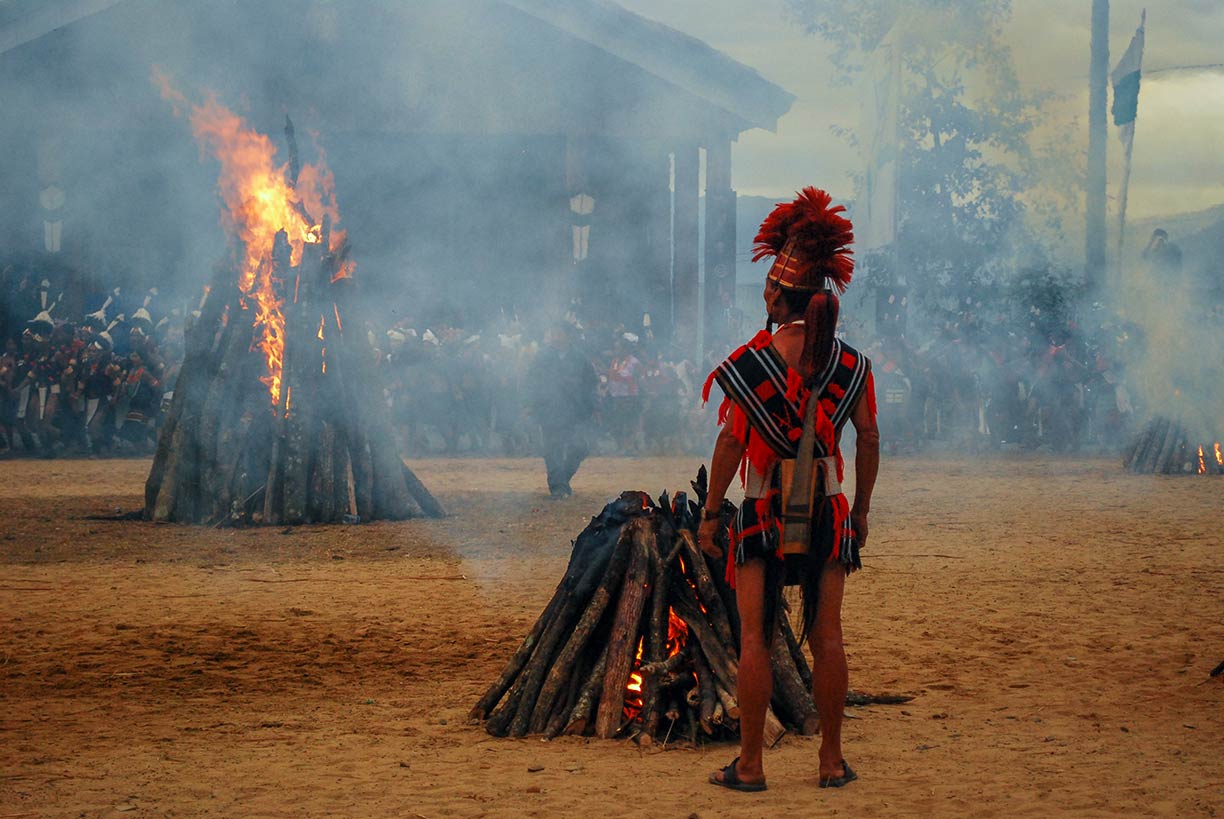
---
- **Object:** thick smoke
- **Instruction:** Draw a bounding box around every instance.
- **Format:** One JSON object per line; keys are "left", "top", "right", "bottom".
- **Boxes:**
{"left": 1, "top": 0, "right": 714, "bottom": 326}
{"left": 1, "top": 0, "right": 1219, "bottom": 474}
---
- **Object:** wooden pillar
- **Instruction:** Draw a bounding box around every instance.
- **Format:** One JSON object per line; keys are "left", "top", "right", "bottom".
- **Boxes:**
{"left": 672, "top": 145, "right": 700, "bottom": 354}
{"left": 643, "top": 146, "right": 673, "bottom": 343}
{"left": 565, "top": 136, "right": 596, "bottom": 311}
{"left": 703, "top": 139, "right": 736, "bottom": 356}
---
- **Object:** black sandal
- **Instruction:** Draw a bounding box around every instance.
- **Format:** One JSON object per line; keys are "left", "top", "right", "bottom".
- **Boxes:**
{"left": 819, "top": 758, "right": 858, "bottom": 788}
{"left": 708, "top": 756, "right": 767, "bottom": 792}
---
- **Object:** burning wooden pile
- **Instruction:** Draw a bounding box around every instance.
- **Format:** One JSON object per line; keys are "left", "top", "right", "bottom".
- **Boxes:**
{"left": 470, "top": 470, "right": 820, "bottom": 747}
{"left": 1123, "top": 416, "right": 1223, "bottom": 475}
{"left": 145, "top": 94, "right": 441, "bottom": 524}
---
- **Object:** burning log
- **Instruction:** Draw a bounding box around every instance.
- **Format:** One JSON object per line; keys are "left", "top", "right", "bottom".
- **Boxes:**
{"left": 1124, "top": 416, "right": 1222, "bottom": 476}
{"left": 594, "top": 521, "right": 655, "bottom": 739}
{"left": 143, "top": 109, "right": 441, "bottom": 526}
{"left": 145, "top": 241, "right": 440, "bottom": 525}
{"left": 471, "top": 475, "right": 822, "bottom": 747}
{"left": 527, "top": 521, "right": 637, "bottom": 734}
{"left": 482, "top": 498, "right": 632, "bottom": 737}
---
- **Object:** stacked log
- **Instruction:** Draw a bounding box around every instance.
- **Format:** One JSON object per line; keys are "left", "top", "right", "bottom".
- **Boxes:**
{"left": 470, "top": 469, "right": 819, "bottom": 746}
{"left": 1124, "top": 416, "right": 1223, "bottom": 475}
{"left": 143, "top": 235, "right": 443, "bottom": 525}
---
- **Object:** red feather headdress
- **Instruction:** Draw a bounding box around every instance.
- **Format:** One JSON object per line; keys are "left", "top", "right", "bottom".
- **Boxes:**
{"left": 753, "top": 187, "right": 854, "bottom": 294}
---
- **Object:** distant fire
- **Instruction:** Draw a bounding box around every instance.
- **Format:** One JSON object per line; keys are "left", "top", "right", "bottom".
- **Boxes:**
{"left": 1125, "top": 418, "right": 1224, "bottom": 476}
{"left": 1193, "top": 442, "right": 1222, "bottom": 475}
{"left": 156, "top": 69, "right": 352, "bottom": 406}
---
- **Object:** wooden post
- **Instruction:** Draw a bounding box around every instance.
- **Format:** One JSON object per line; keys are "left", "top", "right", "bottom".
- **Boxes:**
{"left": 703, "top": 138, "right": 736, "bottom": 357}
{"left": 594, "top": 522, "right": 654, "bottom": 738}
{"left": 527, "top": 528, "right": 635, "bottom": 733}
{"left": 672, "top": 145, "right": 700, "bottom": 357}
{"left": 564, "top": 645, "right": 610, "bottom": 736}
{"left": 644, "top": 146, "right": 673, "bottom": 342}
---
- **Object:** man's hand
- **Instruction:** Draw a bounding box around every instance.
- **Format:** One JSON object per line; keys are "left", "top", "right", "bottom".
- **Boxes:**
{"left": 697, "top": 517, "right": 723, "bottom": 559}
{"left": 851, "top": 511, "right": 869, "bottom": 550}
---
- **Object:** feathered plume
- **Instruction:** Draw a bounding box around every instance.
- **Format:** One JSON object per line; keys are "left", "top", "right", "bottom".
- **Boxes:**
{"left": 752, "top": 187, "right": 854, "bottom": 294}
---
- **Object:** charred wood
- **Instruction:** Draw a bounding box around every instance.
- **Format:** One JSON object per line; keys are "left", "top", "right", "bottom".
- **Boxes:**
{"left": 594, "top": 520, "right": 655, "bottom": 739}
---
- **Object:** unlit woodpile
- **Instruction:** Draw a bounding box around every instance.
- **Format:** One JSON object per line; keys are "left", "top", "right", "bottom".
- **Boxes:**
{"left": 469, "top": 469, "right": 820, "bottom": 747}
{"left": 1123, "top": 416, "right": 1223, "bottom": 475}
{"left": 143, "top": 232, "right": 443, "bottom": 526}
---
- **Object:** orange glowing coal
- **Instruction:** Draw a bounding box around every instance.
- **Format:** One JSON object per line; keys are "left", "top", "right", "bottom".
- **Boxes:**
{"left": 157, "top": 70, "right": 352, "bottom": 406}
{"left": 667, "top": 609, "right": 689, "bottom": 656}
{"left": 625, "top": 636, "right": 646, "bottom": 719}
{"left": 623, "top": 609, "right": 692, "bottom": 724}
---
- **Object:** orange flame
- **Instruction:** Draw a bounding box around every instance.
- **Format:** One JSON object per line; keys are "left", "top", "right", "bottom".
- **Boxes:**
{"left": 157, "top": 71, "right": 352, "bottom": 406}
{"left": 334, "top": 259, "right": 356, "bottom": 283}
{"left": 1198, "top": 446, "right": 1207, "bottom": 475}
{"left": 622, "top": 609, "right": 692, "bottom": 726}
{"left": 625, "top": 636, "right": 645, "bottom": 720}
{"left": 1215, "top": 442, "right": 1222, "bottom": 467}
{"left": 667, "top": 609, "right": 689, "bottom": 658}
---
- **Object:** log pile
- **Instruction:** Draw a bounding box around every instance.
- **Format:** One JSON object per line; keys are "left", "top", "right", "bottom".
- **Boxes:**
{"left": 470, "top": 469, "right": 821, "bottom": 747}
{"left": 1123, "top": 416, "right": 1223, "bottom": 475}
{"left": 144, "top": 230, "right": 442, "bottom": 526}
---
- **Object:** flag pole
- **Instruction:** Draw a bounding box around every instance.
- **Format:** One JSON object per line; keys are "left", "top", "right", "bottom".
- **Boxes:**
{"left": 1086, "top": 0, "right": 1110, "bottom": 295}
{"left": 1115, "top": 120, "right": 1136, "bottom": 280}
{"left": 1112, "top": 9, "right": 1146, "bottom": 288}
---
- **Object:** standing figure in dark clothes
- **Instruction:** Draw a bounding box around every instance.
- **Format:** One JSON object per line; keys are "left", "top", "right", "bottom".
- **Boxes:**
{"left": 1141, "top": 229, "right": 1183, "bottom": 276}
{"left": 527, "top": 323, "right": 597, "bottom": 498}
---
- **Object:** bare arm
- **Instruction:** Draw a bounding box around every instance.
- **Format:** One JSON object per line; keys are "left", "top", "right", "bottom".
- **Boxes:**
{"left": 697, "top": 423, "right": 745, "bottom": 558}
{"left": 848, "top": 389, "right": 880, "bottom": 547}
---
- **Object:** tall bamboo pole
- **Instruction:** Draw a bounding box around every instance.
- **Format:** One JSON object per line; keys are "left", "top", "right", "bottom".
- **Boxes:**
{"left": 1086, "top": 0, "right": 1110, "bottom": 293}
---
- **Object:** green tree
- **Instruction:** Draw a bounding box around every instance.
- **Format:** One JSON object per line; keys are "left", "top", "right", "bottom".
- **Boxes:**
{"left": 788, "top": 0, "right": 1075, "bottom": 327}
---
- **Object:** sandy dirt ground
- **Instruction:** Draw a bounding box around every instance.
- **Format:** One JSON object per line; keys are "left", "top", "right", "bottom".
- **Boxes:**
{"left": 1, "top": 454, "right": 1222, "bottom": 818}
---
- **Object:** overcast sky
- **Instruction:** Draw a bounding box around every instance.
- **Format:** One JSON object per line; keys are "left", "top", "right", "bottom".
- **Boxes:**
{"left": 617, "top": 0, "right": 1224, "bottom": 221}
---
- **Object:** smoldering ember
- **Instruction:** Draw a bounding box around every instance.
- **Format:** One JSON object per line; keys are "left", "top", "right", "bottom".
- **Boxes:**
{"left": 1, "top": 2, "right": 1221, "bottom": 817}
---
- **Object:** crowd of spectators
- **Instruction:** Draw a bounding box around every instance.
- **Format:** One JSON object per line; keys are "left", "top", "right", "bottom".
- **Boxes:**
{"left": 5, "top": 250, "right": 1214, "bottom": 460}
{"left": 861, "top": 309, "right": 1143, "bottom": 455}
{"left": 376, "top": 302, "right": 1161, "bottom": 462}
{"left": 0, "top": 265, "right": 185, "bottom": 457}
{"left": 378, "top": 312, "right": 715, "bottom": 459}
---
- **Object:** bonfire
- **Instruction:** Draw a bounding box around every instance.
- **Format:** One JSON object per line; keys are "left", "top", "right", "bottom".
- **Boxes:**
{"left": 471, "top": 468, "right": 910, "bottom": 746}
{"left": 145, "top": 84, "right": 440, "bottom": 525}
{"left": 1124, "top": 417, "right": 1222, "bottom": 476}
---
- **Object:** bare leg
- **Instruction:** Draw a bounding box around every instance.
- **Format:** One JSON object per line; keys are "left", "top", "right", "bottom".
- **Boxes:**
{"left": 726, "top": 558, "right": 771, "bottom": 783}
{"left": 808, "top": 563, "right": 848, "bottom": 779}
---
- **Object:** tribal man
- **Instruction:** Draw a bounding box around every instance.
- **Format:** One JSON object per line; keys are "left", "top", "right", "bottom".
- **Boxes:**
{"left": 698, "top": 188, "right": 880, "bottom": 792}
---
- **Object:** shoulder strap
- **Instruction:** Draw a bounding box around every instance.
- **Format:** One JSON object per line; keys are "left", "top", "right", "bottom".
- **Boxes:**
{"left": 783, "top": 387, "right": 819, "bottom": 529}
